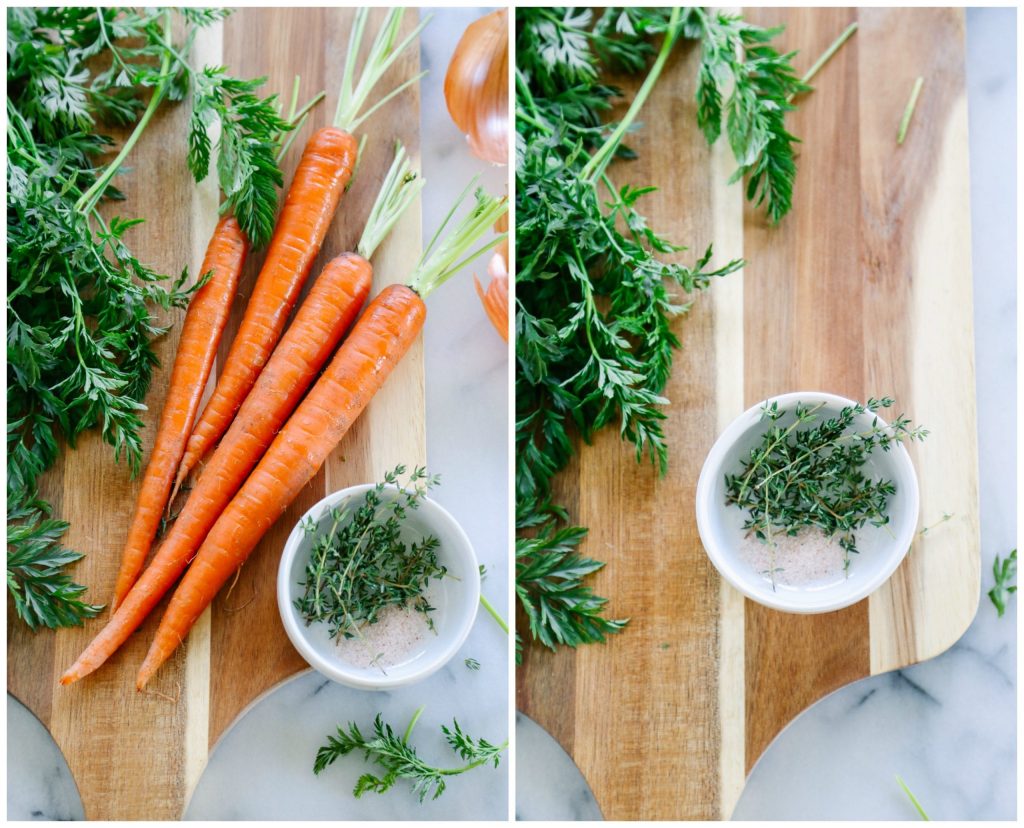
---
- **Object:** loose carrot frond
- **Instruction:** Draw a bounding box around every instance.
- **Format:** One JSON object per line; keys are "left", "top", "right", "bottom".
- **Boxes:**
{"left": 407, "top": 183, "right": 508, "bottom": 298}
{"left": 357, "top": 142, "right": 425, "bottom": 260}
{"left": 333, "top": 9, "right": 430, "bottom": 134}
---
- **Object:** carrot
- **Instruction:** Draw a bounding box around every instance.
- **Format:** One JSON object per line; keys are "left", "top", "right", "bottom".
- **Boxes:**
{"left": 174, "top": 9, "right": 427, "bottom": 490}
{"left": 108, "top": 81, "right": 326, "bottom": 607}
{"left": 136, "top": 186, "right": 508, "bottom": 688}
{"left": 110, "top": 216, "right": 247, "bottom": 610}
{"left": 59, "top": 147, "right": 423, "bottom": 685}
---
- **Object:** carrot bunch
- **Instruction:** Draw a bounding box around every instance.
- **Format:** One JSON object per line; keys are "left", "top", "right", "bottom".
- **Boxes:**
{"left": 137, "top": 183, "right": 507, "bottom": 688}
{"left": 62, "top": 10, "right": 436, "bottom": 686}
{"left": 62, "top": 146, "right": 424, "bottom": 685}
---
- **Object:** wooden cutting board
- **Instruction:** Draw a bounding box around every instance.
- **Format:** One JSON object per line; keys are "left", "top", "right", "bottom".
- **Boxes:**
{"left": 516, "top": 7, "right": 979, "bottom": 820}
{"left": 7, "top": 9, "right": 424, "bottom": 820}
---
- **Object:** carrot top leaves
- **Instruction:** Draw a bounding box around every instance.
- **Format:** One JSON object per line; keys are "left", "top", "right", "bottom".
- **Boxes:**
{"left": 332, "top": 8, "right": 429, "bottom": 135}
{"left": 315, "top": 708, "right": 507, "bottom": 802}
{"left": 407, "top": 183, "right": 508, "bottom": 299}
{"left": 357, "top": 142, "right": 425, "bottom": 261}
{"left": 188, "top": 69, "right": 292, "bottom": 248}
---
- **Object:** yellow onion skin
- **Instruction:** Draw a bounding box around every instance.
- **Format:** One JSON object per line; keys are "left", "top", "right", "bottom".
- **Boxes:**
{"left": 444, "top": 9, "right": 508, "bottom": 165}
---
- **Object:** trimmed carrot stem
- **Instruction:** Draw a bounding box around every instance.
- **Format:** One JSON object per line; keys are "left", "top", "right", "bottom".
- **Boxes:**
{"left": 111, "top": 216, "right": 248, "bottom": 610}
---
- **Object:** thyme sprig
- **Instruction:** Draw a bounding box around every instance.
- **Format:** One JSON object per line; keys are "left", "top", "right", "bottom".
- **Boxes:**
{"left": 314, "top": 707, "right": 507, "bottom": 802}
{"left": 724, "top": 398, "right": 928, "bottom": 569}
{"left": 294, "top": 466, "right": 445, "bottom": 640}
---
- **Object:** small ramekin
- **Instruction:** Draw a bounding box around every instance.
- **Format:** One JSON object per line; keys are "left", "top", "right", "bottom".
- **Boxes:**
{"left": 277, "top": 484, "right": 479, "bottom": 689}
{"left": 695, "top": 391, "right": 920, "bottom": 613}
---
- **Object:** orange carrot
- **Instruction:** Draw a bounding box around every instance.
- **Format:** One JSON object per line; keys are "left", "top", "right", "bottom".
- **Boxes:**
{"left": 174, "top": 127, "right": 357, "bottom": 488}
{"left": 59, "top": 146, "right": 423, "bottom": 685}
{"left": 60, "top": 255, "right": 370, "bottom": 684}
{"left": 174, "top": 10, "right": 427, "bottom": 490}
{"left": 111, "top": 216, "right": 247, "bottom": 610}
{"left": 137, "top": 284, "right": 423, "bottom": 687}
{"left": 136, "top": 187, "right": 508, "bottom": 688}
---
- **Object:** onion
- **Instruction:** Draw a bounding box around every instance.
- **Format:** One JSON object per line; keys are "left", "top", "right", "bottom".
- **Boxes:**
{"left": 444, "top": 9, "right": 508, "bottom": 165}
{"left": 474, "top": 212, "right": 509, "bottom": 340}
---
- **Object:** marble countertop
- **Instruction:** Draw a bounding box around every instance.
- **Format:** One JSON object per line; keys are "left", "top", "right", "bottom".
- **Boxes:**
{"left": 516, "top": 7, "right": 1017, "bottom": 821}
{"left": 7, "top": 7, "right": 509, "bottom": 821}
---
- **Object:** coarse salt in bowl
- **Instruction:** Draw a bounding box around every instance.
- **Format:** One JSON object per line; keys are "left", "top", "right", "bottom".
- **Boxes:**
{"left": 277, "top": 483, "right": 480, "bottom": 690}
{"left": 695, "top": 391, "right": 921, "bottom": 613}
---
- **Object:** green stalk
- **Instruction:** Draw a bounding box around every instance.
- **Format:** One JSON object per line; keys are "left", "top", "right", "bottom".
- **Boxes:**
{"left": 479, "top": 594, "right": 509, "bottom": 634}
{"left": 896, "top": 775, "right": 930, "bottom": 820}
{"left": 357, "top": 142, "right": 425, "bottom": 260}
{"left": 75, "top": 9, "right": 174, "bottom": 215}
{"left": 897, "top": 77, "right": 925, "bottom": 145}
{"left": 333, "top": 9, "right": 430, "bottom": 134}
{"left": 580, "top": 6, "right": 681, "bottom": 183}
{"left": 787, "top": 21, "right": 859, "bottom": 103}
{"left": 403, "top": 705, "right": 426, "bottom": 742}
{"left": 406, "top": 183, "right": 508, "bottom": 299}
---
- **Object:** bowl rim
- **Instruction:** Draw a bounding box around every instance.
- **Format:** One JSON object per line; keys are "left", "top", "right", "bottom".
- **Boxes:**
{"left": 695, "top": 390, "right": 921, "bottom": 614}
{"left": 276, "top": 482, "right": 480, "bottom": 689}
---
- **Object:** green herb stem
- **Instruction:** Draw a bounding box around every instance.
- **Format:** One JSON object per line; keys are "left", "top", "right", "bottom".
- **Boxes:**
{"left": 896, "top": 775, "right": 930, "bottom": 820}
{"left": 478, "top": 593, "right": 509, "bottom": 635}
{"left": 403, "top": 704, "right": 426, "bottom": 742}
{"left": 580, "top": 7, "right": 681, "bottom": 183}
{"left": 897, "top": 77, "right": 925, "bottom": 145}
{"left": 75, "top": 10, "right": 173, "bottom": 215}
{"left": 789, "top": 21, "right": 859, "bottom": 102}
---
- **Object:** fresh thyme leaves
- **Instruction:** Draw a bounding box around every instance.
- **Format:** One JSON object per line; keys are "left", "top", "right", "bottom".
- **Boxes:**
{"left": 6, "top": 7, "right": 294, "bottom": 629}
{"left": 724, "top": 398, "right": 928, "bottom": 569}
{"left": 516, "top": 7, "right": 756, "bottom": 658}
{"left": 314, "top": 707, "right": 507, "bottom": 802}
{"left": 988, "top": 549, "right": 1017, "bottom": 618}
{"left": 294, "top": 466, "right": 445, "bottom": 640}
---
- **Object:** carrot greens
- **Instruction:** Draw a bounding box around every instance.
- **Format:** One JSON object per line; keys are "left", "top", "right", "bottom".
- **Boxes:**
{"left": 988, "top": 548, "right": 1017, "bottom": 618}
{"left": 6, "top": 7, "right": 294, "bottom": 629}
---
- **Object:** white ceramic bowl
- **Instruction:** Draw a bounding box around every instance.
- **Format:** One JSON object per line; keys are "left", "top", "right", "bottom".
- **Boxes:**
{"left": 277, "top": 483, "right": 479, "bottom": 690}
{"left": 695, "top": 391, "right": 920, "bottom": 613}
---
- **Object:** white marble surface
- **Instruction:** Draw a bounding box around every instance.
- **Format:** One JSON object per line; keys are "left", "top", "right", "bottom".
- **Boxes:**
{"left": 6, "top": 7, "right": 509, "bottom": 821}
{"left": 516, "top": 7, "right": 1018, "bottom": 822}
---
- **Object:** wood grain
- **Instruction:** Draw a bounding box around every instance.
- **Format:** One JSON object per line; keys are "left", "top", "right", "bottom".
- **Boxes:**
{"left": 516, "top": 7, "right": 979, "bottom": 820}
{"left": 7, "top": 9, "right": 423, "bottom": 819}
